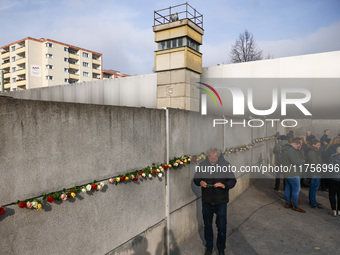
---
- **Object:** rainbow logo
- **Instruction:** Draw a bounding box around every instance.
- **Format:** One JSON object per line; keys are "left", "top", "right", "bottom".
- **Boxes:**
{"left": 197, "top": 82, "right": 222, "bottom": 115}
{"left": 197, "top": 82, "right": 223, "bottom": 106}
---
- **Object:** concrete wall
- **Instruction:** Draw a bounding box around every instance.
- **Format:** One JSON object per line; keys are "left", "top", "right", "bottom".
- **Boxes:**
{"left": 283, "top": 119, "right": 340, "bottom": 140}
{"left": 0, "top": 98, "right": 279, "bottom": 255}
{"left": 6, "top": 73, "right": 157, "bottom": 109}
{"left": 202, "top": 51, "right": 340, "bottom": 78}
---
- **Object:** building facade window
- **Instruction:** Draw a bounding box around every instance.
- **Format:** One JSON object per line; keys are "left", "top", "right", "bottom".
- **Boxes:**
{"left": 46, "top": 42, "right": 53, "bottom": 47}
{"left": 12, "top": 67, "right": 16, "bottom": 72}
{"left": 83, "top": 72, "right": 89, "bottom": 77}
{"left": 12, "top": 56, "right": 16, "bottom": 62}
{"left": 64, "top": 57, "right": 68, "bottom": 62}
{"left": 46, "top": 65, "right": 53, "bottom": 69}
{"left": 11, "top": 46, "right": 15, "bottom": 51}
{"left": 83, "top": 62, "right": 89, "bottom": 67}
{"left": 12, "top": 78, "right": 16, "bottom": 83}
{"left": 46, "top": 54, "right": 53, "bottom": 58}
{"left": 82, "top": 52, "right": 89, "bottom": 58}
{"left": 46, "top": 76, "right": 53, "bottom": 80}
{"left": 64, "top": 68, "right": 69, "bottom": 72}
{"left": 65, "top": 78, "right": 69, "bottom": 83}
{"left": 64, "top": 47, "right": 68, "bottom": 52}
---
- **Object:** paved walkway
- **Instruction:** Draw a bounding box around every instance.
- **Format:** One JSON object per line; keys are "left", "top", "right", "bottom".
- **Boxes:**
{"left": 177, "top": 177, "right": 340, "bottom": 255}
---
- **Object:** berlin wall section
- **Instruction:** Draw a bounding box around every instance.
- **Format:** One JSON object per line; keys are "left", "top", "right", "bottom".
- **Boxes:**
{"left": 0, "top": 98, "right": 280, "bottom": 254}
{"left": 0, "top": 98, "right": 166, "bottom": 255}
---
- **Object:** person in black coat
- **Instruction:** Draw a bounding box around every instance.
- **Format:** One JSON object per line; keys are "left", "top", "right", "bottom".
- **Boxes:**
{"left": 193, "top": 148, "right": 236, "bottom": 255}
{"left": 306, "top": 130, "right": 316, "bottom": 144}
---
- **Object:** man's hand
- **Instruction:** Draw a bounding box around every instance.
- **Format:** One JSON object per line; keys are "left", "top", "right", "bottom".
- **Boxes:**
{"left": 200, "top": 181, "right": 208, "bottom": 188}
{"left": 214, "top": 182, "right": 225, "bottom": 189}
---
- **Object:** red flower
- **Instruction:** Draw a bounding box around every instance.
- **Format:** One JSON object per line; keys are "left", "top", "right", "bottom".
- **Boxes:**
{"left": 47, "top": 196, "right": 54, "bottom": 203}
{"left": 19, "top": 202, "right": 27, "bottom": 208}
{"left": 164, "top": 165, "right": 169, "bottom": 169}
{"left": 139, "top": 171, "right": 144, "bottom": 175}
{"left": 0, "top": 207, "right": 5, "bottom": 215}
{"left": 152, "top": 170, "right": 156, "bottom": 174}
{"left": 121, "top": 176, "right": 126, "bottom": 182}
{"left": 133, "top": 178, "right": 138, "bottom": 181}
{"left": 92, "top": 184, "right": 97, "bottom": 190}
{"left": 68, "top": 190, "right": 74, "bottom": 196}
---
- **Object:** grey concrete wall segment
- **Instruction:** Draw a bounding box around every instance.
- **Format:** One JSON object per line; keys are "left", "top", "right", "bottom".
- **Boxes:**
{"left": 0, "top": 98, "right": 165, "bottom": 205}
{"left": 0, "top": 98, "right": 280, "bottom": 254}
{"left": 286, "top": 119, "right": 340, "bottom": 139}
{"left": 6, "top": 74, "right": 157, "bottom": 109}
{"left": 0, "top": 182, "right": 165, "bottom": 255}
{"left": 106, "top": 221, "right": 165, "bottom": 255}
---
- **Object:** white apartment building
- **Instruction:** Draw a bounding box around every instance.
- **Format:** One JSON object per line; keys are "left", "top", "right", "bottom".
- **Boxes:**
{"left": 0, "top": 37, "right": 102, "bottom": 92}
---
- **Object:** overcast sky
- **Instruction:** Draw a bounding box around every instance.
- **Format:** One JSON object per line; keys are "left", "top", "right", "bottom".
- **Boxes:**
{"left": 1, "top": 0, "right": 339, "bottom": 75}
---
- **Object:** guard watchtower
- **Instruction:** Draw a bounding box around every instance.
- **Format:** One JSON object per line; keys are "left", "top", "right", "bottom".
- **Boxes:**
{"left": 153, "top": 3, "right": 204, "bottom": 111}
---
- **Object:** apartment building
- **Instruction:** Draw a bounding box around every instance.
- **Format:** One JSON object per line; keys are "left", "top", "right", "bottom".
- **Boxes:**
{"left": 0, "top": 37, "right": 102, "bottom": 92}
{"left": 102, "top": 69, "right": 129, "bottom": 79}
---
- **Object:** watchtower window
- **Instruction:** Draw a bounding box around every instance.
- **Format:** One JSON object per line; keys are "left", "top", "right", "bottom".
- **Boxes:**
{"left": 158, "top": 37, "right": 200, "bottom": 52}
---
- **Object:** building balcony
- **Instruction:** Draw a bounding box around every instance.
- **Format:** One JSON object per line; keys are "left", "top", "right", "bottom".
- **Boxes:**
{"left": 1, "top": 52, "right": 10, "bottom": 59}
{"left": 92, "top": 59, "right": 101, "bottom": 65}
{"left": 2, "top": 62, "right": 10, "bottom": 69}
{"left": 4, "top": 83, "right": 11, "bottom": 89}
{"left": 16, "top": 58, "right": 26, "bottom": 65}
{"left": 92, "top": 68, "right": 101, "bottom": 74}
{"left": 16, "top": 47, "right": 26, "bottom": 55}
{"left": 69, "top": 63, "right": 79, "bottom": 70}
{"left": 4, "top": 72, "right": 10, "bottom": 79}
{"left": 17, "top": 80, "right": 26, "bottom": 87}
{"left": 92, "top": 78, "right": 100, "bottom": 81}
{"left": 16, "top": 69, "right": 26, "bottom": 76}
{"left": 69, "top": 53, "right": 79, "bottom": 60}
{"left": 69, "top": 73, "right": 79, "bottom": 80}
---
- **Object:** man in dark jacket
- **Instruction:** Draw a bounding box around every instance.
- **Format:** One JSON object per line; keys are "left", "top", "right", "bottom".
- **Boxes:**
{"left": 306, "top": 140, "right": 323, "bottom": 208}
{"left": 273, "top": 135, "right": 289, "bottom": 190}
{"left": 194, "top": 148, "right": 237, "bottom": 255}
{"left": 306, "top": 130, "right": 316, "bottom": 144}
{"left": 328, "top": 147, "right": 340, "bottom": 216}
{"left": 320, "top": 129, "right": 330, "bottom": 145}
{"left": 281, "top": 139, "right": 306, "bottom": 213}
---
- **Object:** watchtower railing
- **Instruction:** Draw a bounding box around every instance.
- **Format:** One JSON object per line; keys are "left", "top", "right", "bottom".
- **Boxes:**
{"left": 154, "top": 2, "right": 203, "bottom": 29}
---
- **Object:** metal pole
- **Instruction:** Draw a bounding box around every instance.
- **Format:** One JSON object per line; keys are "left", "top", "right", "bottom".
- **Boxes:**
{"left": 163, "top": 107, "right": 170, "bottom": 254}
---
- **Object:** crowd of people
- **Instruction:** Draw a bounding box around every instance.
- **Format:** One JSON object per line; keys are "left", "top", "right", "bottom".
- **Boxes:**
{"left": 273, "top": 129, "right": 340, "bottom": 216}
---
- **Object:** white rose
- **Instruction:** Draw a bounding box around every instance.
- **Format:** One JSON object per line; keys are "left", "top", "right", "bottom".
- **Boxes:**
{"left": 32, "top": 201, "right": 38, "bottom": 208}
{"left": 142, "top": 173, "right": 146, "bottom": 177}
{"left": 99, "top": 182, "right": 104, "bottom": 187}
{"left": 86, "top": 184, "right": 92, "bottom": 191}
{"left": 81, "top": 187, "right": 87, "bottom": 193}
{"left": 148, "top": 174, "right": 152, "bottom": 179}
{"left": 158, "top": 173, "right": 162, "bottom": 178}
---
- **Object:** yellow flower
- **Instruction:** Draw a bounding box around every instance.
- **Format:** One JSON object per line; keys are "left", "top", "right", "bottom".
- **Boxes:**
{"left": 37, "top": 204, "right": 42, "bottom": 211}
{"left": 184, "top": 159, "right": 187, "bottom": 163}
{"left": 116, "top": 177, "right": 120, "bottom": 182}
{"left": 70, "top": 192, "right": 76, "bottom": 198}
{"left": 168, "top": 164, "right": 172, "bottom": 168}
{"left": 125, "top": 176, "right": 129, "bottom": 180}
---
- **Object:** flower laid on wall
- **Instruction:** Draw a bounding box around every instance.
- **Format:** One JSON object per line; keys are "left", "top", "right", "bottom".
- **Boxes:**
{"left": 0, "top": 135, "right": 276, "bottom": 217}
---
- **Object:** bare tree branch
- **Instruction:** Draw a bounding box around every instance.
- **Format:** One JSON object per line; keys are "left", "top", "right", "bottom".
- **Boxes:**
{"left": 229, "top": 29, "right": 264, "bottom": 63}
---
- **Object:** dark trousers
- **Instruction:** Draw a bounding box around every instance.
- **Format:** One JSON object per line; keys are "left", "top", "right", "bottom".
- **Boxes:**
{"left": 328, "top": 180, "right": 340, "bottom": 210}
{"left": 202, "top": 202, "right": 227, "bottom": 251}
{"left": 275, "top": 172, "right": 285, "bottom": 190}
